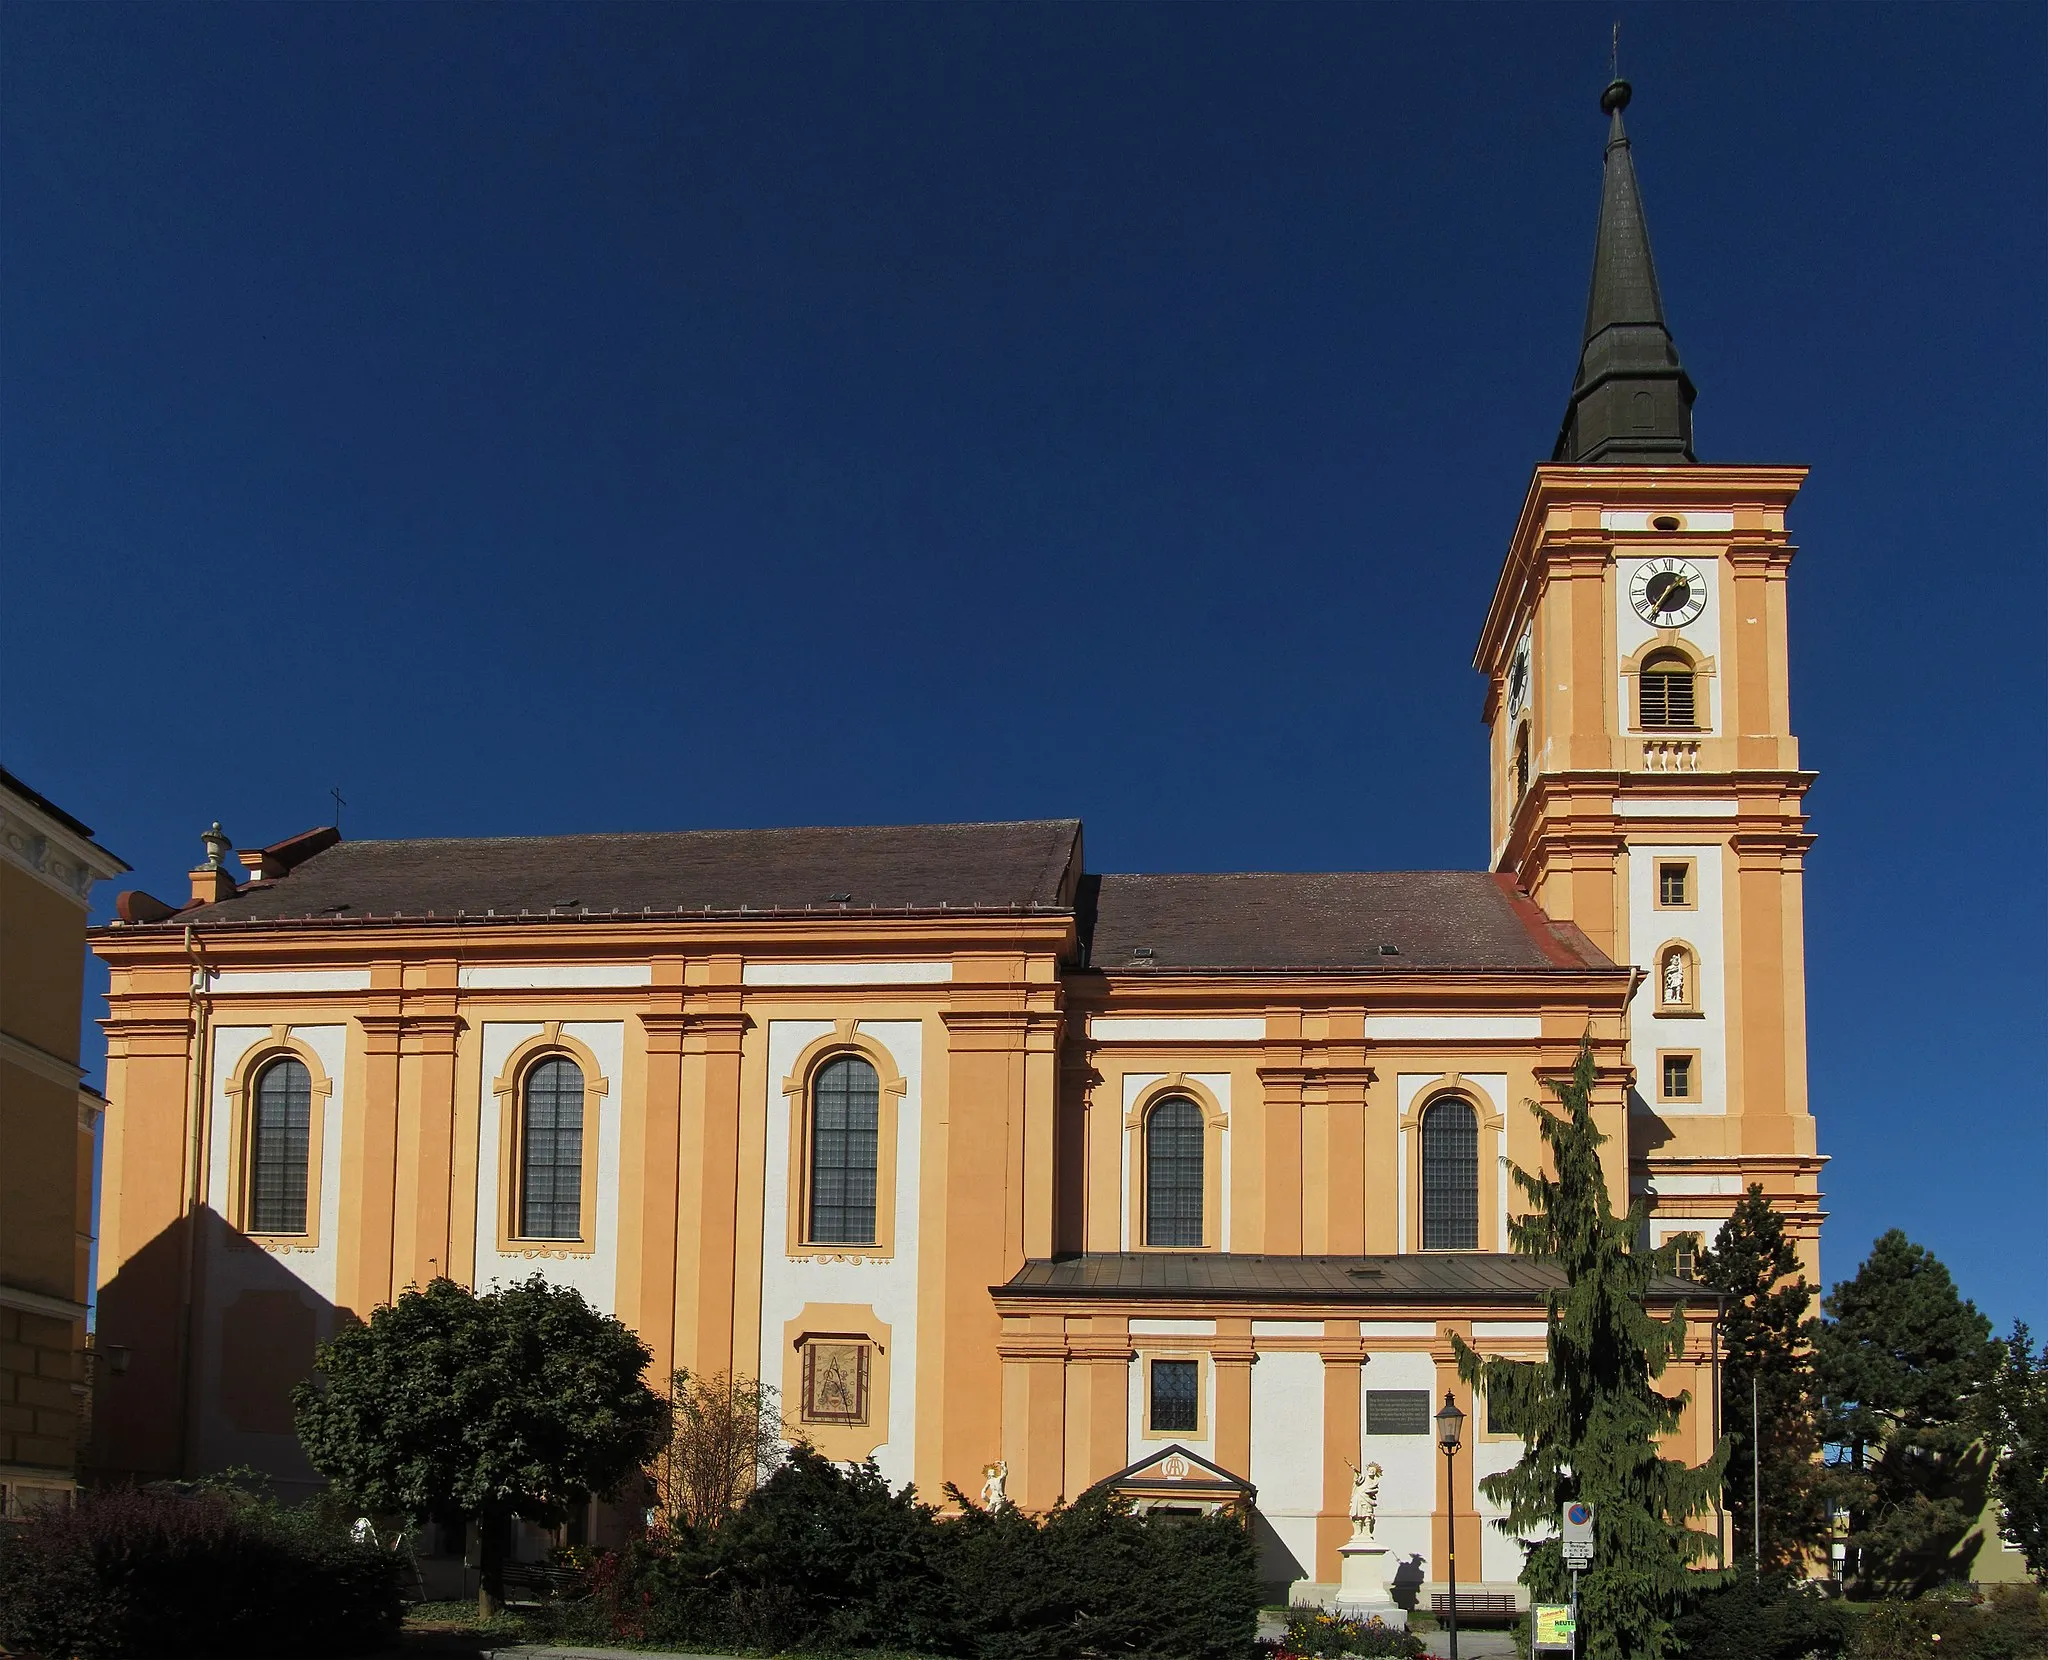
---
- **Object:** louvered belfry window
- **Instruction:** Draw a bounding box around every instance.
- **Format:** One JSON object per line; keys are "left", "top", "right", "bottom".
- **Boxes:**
{"left": 1145, "top": 1096, "right": 1205, "bottom": 1247}
{"left": 520, "top": 1057, "right": 585, "bottom": 1240}
{"left": 1421, "top": 1097, "right": 1479, "bottom": 1250}
{"left": 1639, "top": 652, "right": 1698, "bottom": 729}
{"left": 809, "top": 1056, "right": 880, "bottom": 1245}
{"left": 250, "top": 1058, "right": 311, "bottom": 1234}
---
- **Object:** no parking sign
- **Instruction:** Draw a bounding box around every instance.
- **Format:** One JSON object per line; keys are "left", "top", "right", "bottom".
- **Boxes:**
{"left": 1562, "top": 1501, "right": 1595, "bottom": 1568}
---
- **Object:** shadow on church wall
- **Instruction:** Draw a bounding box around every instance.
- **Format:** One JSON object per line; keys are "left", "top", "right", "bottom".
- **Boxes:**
{"left": 89, "top": 1206, "right": 342, "bottom": 1498}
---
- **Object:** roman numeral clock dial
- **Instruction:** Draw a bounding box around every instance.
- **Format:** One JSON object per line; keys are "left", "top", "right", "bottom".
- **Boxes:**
{"left": 1630, "top": 556, "right": 1707, "bottom": 627}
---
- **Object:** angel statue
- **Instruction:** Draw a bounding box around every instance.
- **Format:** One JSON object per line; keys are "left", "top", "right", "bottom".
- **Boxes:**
{"left": 980, "top": 1459, "right": 1009, "bottom": 1513}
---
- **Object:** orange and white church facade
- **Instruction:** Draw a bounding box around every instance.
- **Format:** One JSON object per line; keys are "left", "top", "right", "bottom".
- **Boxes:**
{"left": 89, "top": 81, "right": 1821, "bottom": 1602}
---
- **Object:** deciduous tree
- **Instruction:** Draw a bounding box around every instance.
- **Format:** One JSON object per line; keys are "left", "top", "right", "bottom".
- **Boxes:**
{"left": 294, "top": 1275, "right": 668, "bottom": 1616}
{"left": 1696, "top": 1183, "right": 1826, "bottom": 1570}
{"left": 1454, "top": 1042, "right": 1725, "bottom": 1660}
{"left": 1815, "top": 1231, "right": 1996, "bottom": 1595}
{"left": 651, "top": 1369, "right": 787, "bottom": 1531}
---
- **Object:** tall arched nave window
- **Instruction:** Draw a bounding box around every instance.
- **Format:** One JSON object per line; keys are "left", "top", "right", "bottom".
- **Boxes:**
{"left": 1421, "top": 1096, "right": 1479, "bottom": 1251}
{"left": 809, "top": 1055, "right": 881, "bottom": 1246}
{"left": 250, "top": 1057, "right": 312, "bottom": 1235}
{"left": 1145, "top": 1095, "right": 1205, "bottom": 1248}
{"left": 519, "top": 1056, "right": 585, "bottom": 1240}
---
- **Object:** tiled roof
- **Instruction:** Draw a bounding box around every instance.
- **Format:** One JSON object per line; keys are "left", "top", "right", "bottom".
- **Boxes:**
{"left": 997, "top": 1253, "right": 1706, "bottom": 1306}
{"left": 166, "top": 819, "right": 1084, "bottom": 924}
{"left": 1085, "top": 870, "right": 1612, "bottom": 972}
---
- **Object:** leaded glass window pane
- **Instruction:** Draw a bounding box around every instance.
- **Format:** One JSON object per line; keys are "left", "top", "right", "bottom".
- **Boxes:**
{"left": 809, "top": 1056, "right": 879, "bottom": 1245}
{"left": 250, "top": 1058, "right": 311, "bottom": 1234}
{"left": 1150, "top": 1359, "right": 1199, "bottom": 1432}
{"left": 520, "top": 1058, "right": 584, "bottom": 1240}
{"left": 1421, "top": 1098, "right": 1478, "bottom": 1250}
{"left": 1145, "top": 1096, "right": 1204, "bottom": 1248}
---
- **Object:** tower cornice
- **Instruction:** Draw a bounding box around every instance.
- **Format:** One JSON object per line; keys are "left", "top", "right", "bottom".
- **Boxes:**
{"left": 1474, "top": 462, "right": 1809, "bottom": 674}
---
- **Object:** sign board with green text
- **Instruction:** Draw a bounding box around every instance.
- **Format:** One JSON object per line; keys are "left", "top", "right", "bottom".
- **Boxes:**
{"left": 1533, "top": 1604, "right": 1575, "bottom": 1650}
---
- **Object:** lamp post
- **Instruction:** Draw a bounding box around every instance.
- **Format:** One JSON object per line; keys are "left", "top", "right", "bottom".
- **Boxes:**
{"left": 1437, "top": 1391, "right": 1466, "bottom": 1660}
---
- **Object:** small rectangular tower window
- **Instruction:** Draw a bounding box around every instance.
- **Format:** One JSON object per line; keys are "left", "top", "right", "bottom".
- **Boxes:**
{"left": 1660, "top": 1053, "right": 1695, "bottom": 1101}
{"left": 1657, "top": 862, "right": 1692, "bottom": 908}
{"left": 1149, "top": 1359, "right": 1199, "bottom": 1432}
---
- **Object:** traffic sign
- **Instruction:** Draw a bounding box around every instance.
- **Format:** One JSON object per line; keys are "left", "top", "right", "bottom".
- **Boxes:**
{"left": 1562, "top": 1500, "right": 1595, "bottom": 1568}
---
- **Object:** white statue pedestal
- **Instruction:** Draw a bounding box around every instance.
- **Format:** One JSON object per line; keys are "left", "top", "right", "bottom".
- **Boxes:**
{"left": 1333, "top": 1539, "right": 1406, "bottom": 1630}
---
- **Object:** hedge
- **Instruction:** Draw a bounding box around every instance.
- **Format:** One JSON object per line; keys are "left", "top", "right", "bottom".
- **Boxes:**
{"left": 0, "top": 1487, "right": 403, "bottom": 1660}
{"left": 533, "top": 1445, "right": 1260, "bottom": 1660}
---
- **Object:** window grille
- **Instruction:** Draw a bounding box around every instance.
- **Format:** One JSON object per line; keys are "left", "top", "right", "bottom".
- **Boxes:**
{"left": 1145, "top": 1097, "right": 1205, "bottom": 1248}
{"left": 1662, "top": 1054, "right": 1694, "bottom": 1100}
{"left": 1150, "top": 1359, "right": 1199, "bottom": 1432}
{"left": 809, "top": 1056, "right": 880, "bottom": 1245}
{"left": 250, "top": 1058, "right": 311, "bottom": 1234}
{"left": 1639, "top": 654, "right": 1697, "bottom": 728}
{"left": 1659, "top": 863, "right": 1690, "bottom": 906}
{"left": 520, "top": 1057, "right": 585, "bottom": 1239}
{"left": 1421, "top": 1098, "right": 1479, "bottom": 1250}
{"left": 1366, "top": 1389, "right": 1432, "bottom": 1435}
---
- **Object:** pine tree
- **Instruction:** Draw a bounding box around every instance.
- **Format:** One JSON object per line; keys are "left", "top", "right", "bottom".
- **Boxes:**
{"left": 1454, "top": 1042, "right": 1725, "bottom": 1660}
{"left": 1982, "top": 1320, "right": 2047, "bottom": 1582}
{"left": 1814, "top": 1231, "right": 1996, "bottom": 1595}
{"left": 1696, "top": 1184, "right": 1826, "bottom": 1571}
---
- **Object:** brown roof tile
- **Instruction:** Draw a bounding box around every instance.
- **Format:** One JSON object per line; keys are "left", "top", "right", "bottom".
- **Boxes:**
{"left": 997, "top": 1252, "right": 1705, "bottom": 1306}
{"left": 168, "top": 819, "right": 1083, "bottom": 924}
{"left": 1084, "top": 869, "right": 1612, "bottom": 972}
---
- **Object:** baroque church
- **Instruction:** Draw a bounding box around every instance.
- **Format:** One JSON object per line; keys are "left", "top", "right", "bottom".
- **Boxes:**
{"left": 89, "top": 80, "right": 1821, "bottom": 1603}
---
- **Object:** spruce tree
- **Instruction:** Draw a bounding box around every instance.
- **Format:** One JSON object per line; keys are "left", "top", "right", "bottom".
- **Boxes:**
{"left": 1454, "top": 1042, "right": 1725, "bottom": 1660}
{"left": 1814, "top": 1231, "right": 1996, "bottom": 1595}
{"left": 1984, "top": 1321, "right": 2048, "bottom": 1581}
{"left": 1696, "top": 1183, "right": 1825, "bottom": 1570}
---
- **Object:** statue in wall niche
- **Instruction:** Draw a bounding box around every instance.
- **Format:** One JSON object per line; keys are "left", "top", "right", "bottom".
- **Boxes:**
{"left": 1344, "top": 1460, "right": 1383, "bottom": 1539}
{"left": 1663, "top": 949, "right": 1688, "bottom": 1005}
{"left": 980, "top": 1460, "right": 1008, "bottom": 1513}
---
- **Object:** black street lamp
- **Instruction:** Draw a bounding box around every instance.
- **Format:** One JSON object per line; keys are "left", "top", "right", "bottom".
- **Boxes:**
{"left": 1436, "top": 1391, "right": 1466, "bottom": 1660}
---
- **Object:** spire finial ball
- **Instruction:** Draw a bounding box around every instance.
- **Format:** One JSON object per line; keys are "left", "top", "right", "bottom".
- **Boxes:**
{"left": 1600, "top": 78, "right": 1632, "bottom": 116}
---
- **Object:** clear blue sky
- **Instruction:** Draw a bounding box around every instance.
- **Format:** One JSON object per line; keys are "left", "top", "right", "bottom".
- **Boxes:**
{"left": 4, "top": 4, "right": 2041, "bottom": 1331}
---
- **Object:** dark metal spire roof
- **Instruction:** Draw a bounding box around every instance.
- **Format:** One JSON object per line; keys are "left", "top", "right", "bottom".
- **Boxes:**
{"left": 1553, "top": 79, "right": 1696, "bottom": 465}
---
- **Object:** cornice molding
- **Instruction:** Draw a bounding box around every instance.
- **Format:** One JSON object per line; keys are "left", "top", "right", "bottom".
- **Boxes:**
{"left": 0, "top": 1282, "right": 88, "bottom": 1323}
{"left": 0, "top": 1030, "right": 86, "bottom": 1090}
{"left": 0, "top": 794, "right": 126, "bottom": 908}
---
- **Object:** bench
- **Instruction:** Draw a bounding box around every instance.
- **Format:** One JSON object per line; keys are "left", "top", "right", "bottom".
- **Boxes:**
{"left": 501, "top": 1560, "right": 586, "bottom": 1603}
{"left": 1430, "top": 1591, "right": 1521, "bottom": 1625}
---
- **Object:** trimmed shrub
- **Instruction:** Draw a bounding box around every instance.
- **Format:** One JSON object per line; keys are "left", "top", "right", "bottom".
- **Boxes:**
{"left": 1848, "top": 1585, "right": 2048, "bottom": 1660}
{"left": 533, "top": 1445, "right": 1260, "bottom": 1660}
{"left": 1671, "top": 1567, "right": 1856, "bottom": 1659}
{"left": 0, "top": 1487, "right": 403, "bottom": 1660}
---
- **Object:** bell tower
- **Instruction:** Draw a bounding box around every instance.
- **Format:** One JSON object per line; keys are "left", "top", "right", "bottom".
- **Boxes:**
{"left": 1473, "top": 79, "right": 1823, "bottom": 1275}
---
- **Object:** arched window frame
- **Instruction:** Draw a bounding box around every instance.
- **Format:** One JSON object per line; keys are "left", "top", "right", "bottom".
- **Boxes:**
{"left": 1401, "top": 1078, "right": 1504, "bottom": 1254}
{"left": 1514, "top": 722, "right": 1532, "bottom": 800}
{"left": 492, "top": 1024, "right": 609, "bottom": 1256}
{"left": 782, "top": 1022, "right": 907, "bottom": 1260}
{"left": 224, "top": 1028, "right": 333, "bottom": 1247}
{"left": 1124, "top": 1076, "right": 1227, "bottom": 1252}
{"left": 1652, "top": 939, "right": 1703, "bottom": 1017}
{"left": 1623, "top": 637, "right": 1716, "bottom": 734}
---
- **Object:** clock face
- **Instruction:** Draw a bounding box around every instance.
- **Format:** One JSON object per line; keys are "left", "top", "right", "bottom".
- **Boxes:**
{"left": 1630, "top": 557, "right": 1707, "bottom": 627}
{"left": 1506, "top": 640, "right": 1530, "bottom": 716}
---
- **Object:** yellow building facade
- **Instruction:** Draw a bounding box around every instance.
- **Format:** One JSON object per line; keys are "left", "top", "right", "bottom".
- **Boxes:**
{"left": 1, "top": 767, "right": 128, "bottom": 1513}
{"left": 89, "top": 81, "right": 1821, "bottom": 1602}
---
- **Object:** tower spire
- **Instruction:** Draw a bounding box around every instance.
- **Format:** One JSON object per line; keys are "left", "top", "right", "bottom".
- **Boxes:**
{"left": 1553, "top": 78, "right": 1696, "bottom": 464}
